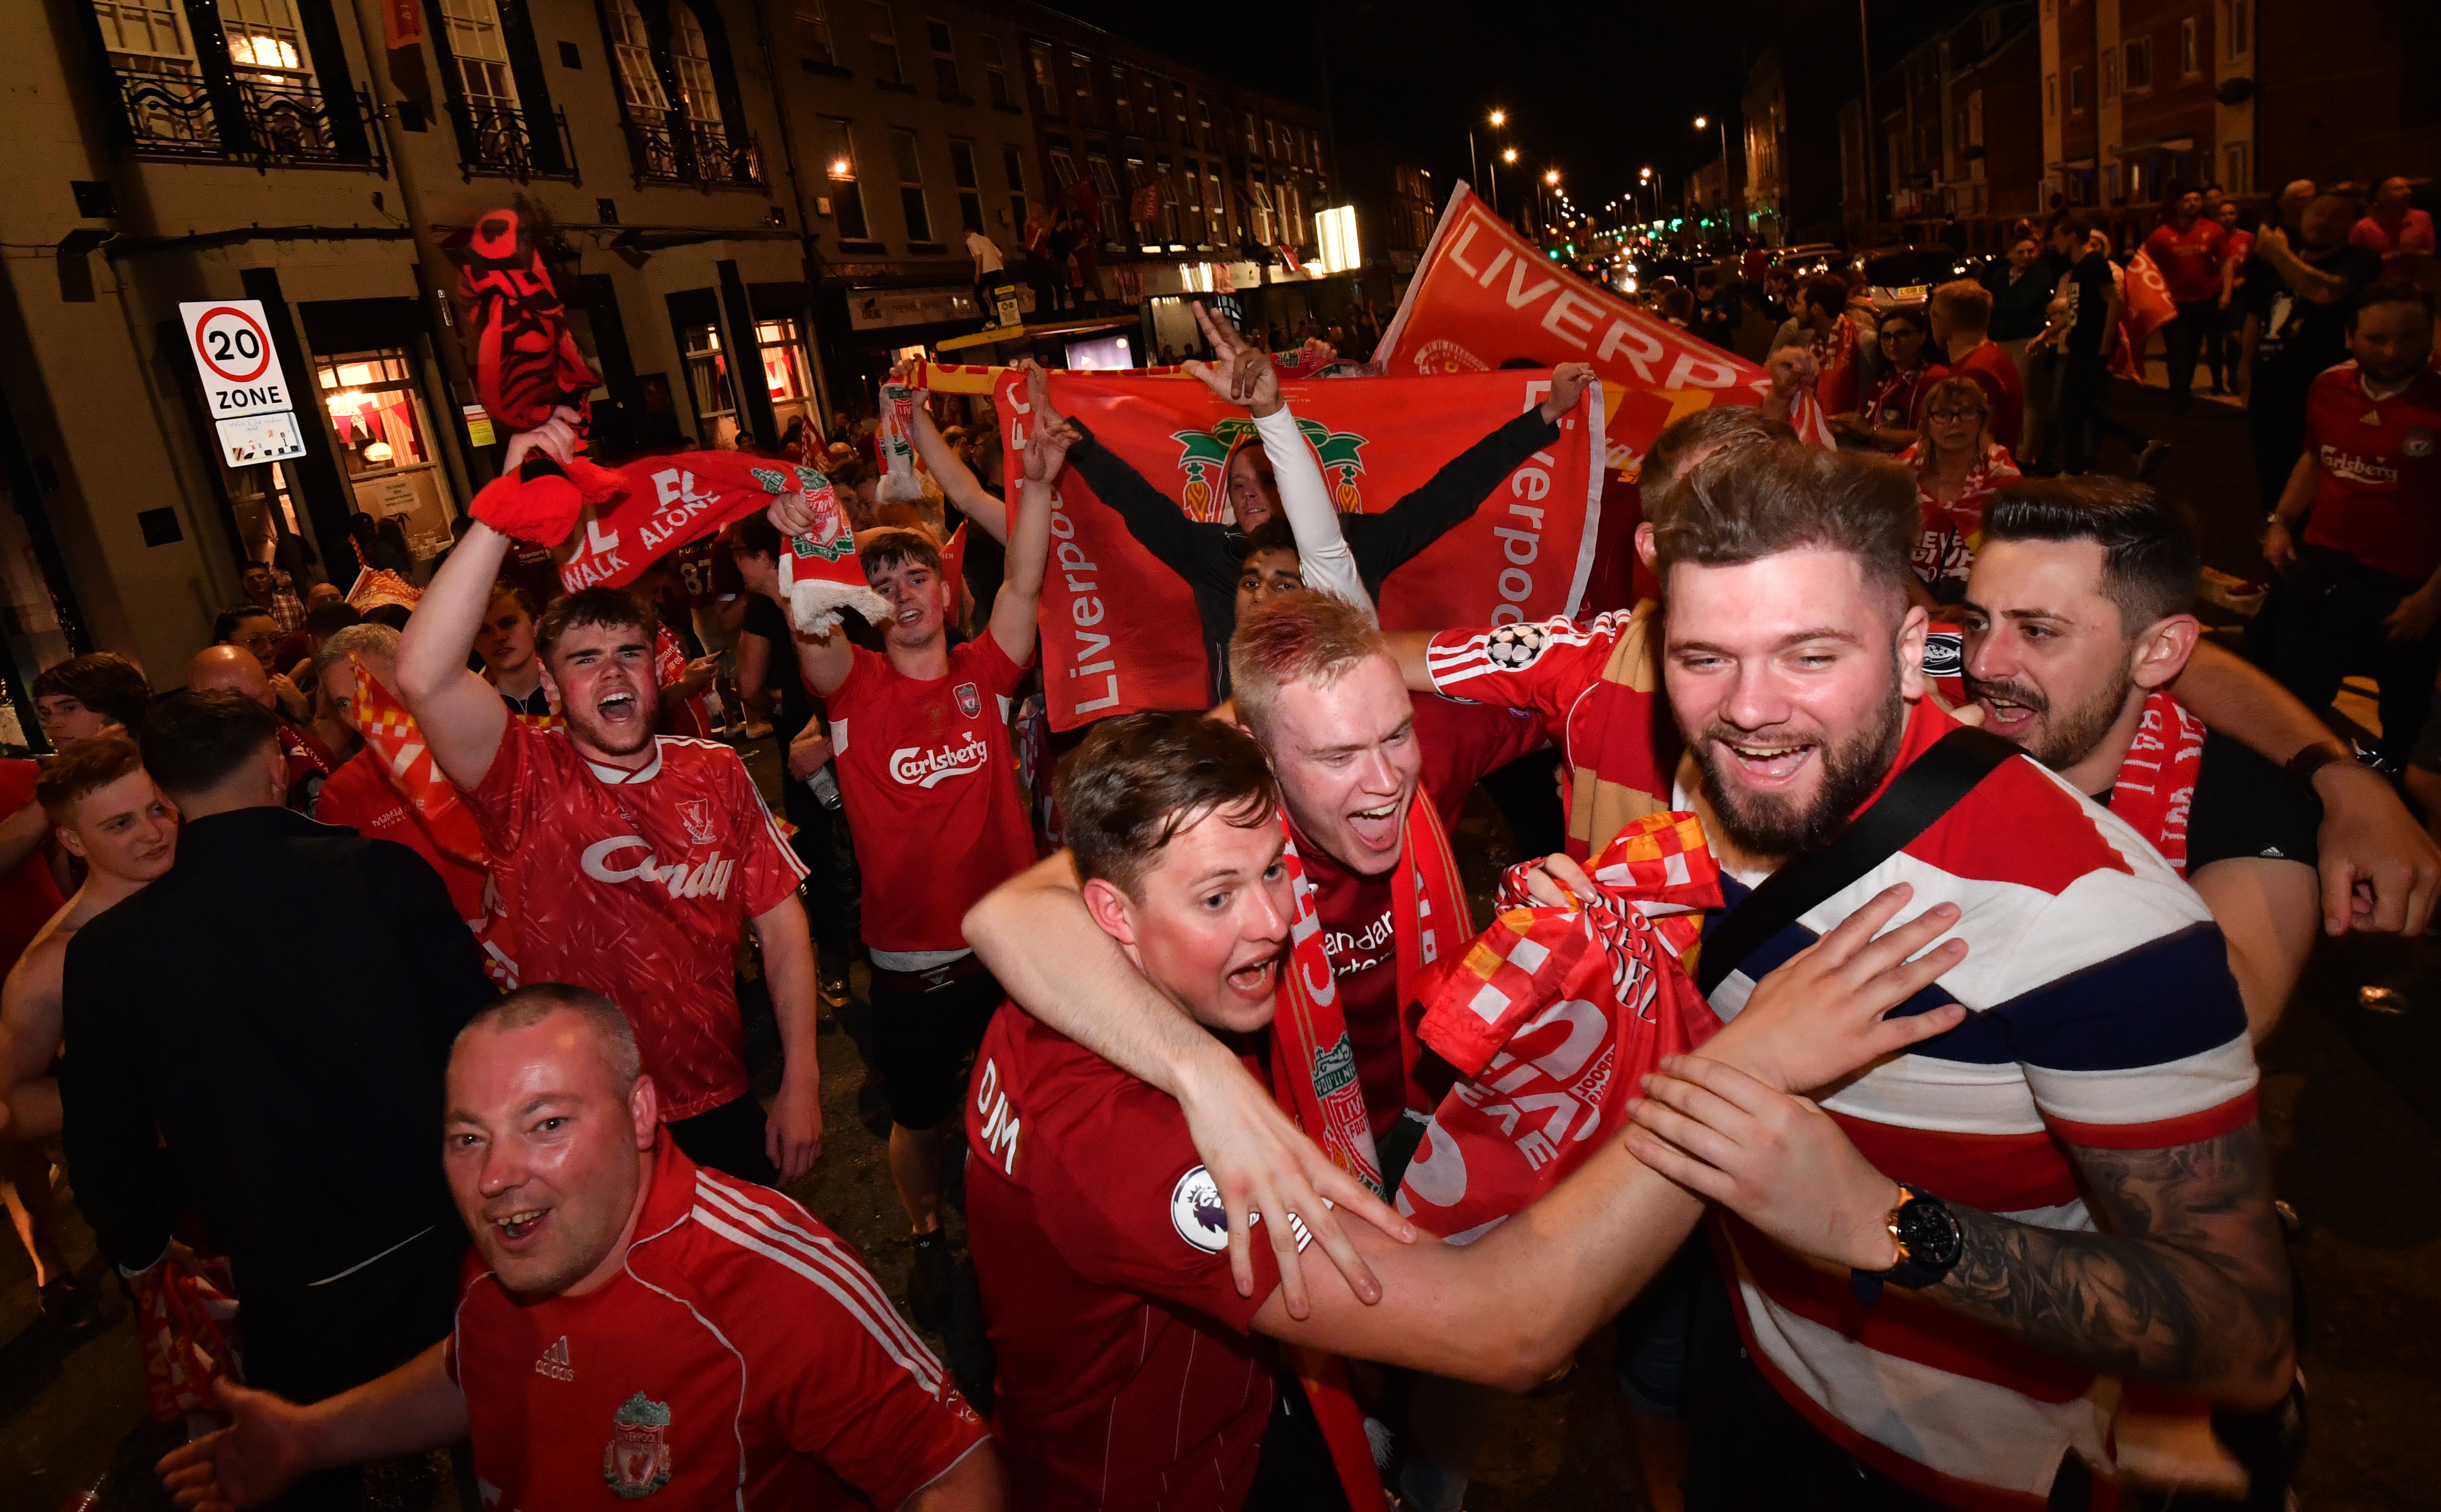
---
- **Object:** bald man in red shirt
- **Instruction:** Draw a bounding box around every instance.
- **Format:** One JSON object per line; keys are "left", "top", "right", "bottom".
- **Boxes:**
{"left": 160, "top": 984, "right": 1003, "bottom": 1512}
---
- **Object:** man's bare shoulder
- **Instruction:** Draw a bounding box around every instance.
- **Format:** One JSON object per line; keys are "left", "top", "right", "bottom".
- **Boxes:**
{"left": 1, "top": 906, "right": 78, "bottom": 1013}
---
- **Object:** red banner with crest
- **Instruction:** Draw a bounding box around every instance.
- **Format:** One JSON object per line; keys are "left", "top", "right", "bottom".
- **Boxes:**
{"left": 991, "top": 366, "right": 1603, "bottom": 729}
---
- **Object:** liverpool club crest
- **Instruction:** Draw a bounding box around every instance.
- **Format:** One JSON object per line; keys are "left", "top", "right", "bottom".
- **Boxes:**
{"left": 955, "top": 681, "right": 982, "bottom": 719}
{"left": 603, "top": 1392, "right": 673, "bottom": 1498}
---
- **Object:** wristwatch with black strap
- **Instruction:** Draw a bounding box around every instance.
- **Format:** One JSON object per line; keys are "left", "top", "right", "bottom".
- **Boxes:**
{"left": 1851, "top": 1183, "right": 1965, "bottom": 1306}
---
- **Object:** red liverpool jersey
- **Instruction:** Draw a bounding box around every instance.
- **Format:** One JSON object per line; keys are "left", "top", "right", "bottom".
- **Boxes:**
{"left": 825, "top": 636, "right": 1037, "bottom": 956}
{"left": 2303, "top": 360, "right": 2441, "bottom": 582}
{"left": 2142, "top": 218, "right": 2228, "bottom": 304}
{"left": 449, "top": 1134, "right": 989, "bottom": 1512}
{"left": 462, "top": 723, "right": 806, "bottom": 1119}
{"left": 965, "top": 1003, "right": 1292, "bottom": 1511}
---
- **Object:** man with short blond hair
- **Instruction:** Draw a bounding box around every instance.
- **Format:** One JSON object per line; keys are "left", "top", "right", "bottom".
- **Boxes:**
{"left": 1931, "top": 278, "right": 2025, "bottom": 452}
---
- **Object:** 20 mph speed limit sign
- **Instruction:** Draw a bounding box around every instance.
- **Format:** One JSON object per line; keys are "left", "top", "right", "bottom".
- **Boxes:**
{"left": 180, "top": 300, "right": 306, "bottom": 466}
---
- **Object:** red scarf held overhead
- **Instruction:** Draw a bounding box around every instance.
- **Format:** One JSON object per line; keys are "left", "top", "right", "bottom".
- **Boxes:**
{"left": 2111, "top": 687, "right": 2207, "bottom": 878}
{"left": 1269, "top": 793, "right": 1471, "bottom": 1512}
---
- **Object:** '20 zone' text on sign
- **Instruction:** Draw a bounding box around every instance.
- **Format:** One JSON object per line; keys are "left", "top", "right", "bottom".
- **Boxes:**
{"left": 179, "top": 301, "right": 294, "bottom": 415}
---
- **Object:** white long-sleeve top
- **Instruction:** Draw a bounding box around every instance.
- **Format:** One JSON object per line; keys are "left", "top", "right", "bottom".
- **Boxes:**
{"left": 1251, "top": 404, "right": 1374, "bottom": 619}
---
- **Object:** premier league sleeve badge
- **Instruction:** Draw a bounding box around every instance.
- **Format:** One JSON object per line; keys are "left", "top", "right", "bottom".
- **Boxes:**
{"left": 603, "top": 1392, "right": 674, "bottom": 1499}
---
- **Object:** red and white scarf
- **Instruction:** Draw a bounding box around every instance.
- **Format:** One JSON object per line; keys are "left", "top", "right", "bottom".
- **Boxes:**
{"left": 2111, "top": 686, "right": 2208, "bottom": 877}
{"left": 1268, "top": 792, "right": 1470, "bottom": 1512}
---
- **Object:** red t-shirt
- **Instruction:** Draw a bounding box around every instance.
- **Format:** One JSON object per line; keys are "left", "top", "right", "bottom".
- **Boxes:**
{"left": 0, "top": 761, "right": 64, "bottom": 970}
{"left": 2351, "top": 208, "right": 2436, "bottom": 277}
{"left": 1300, "top": 695, "right": 1543, "bottom": 1138}
{"left": 2224, "top": 228, "right": 2255, "bottom": 292}
{"left": 2302, "top": 360, "right": 2441, "bottom": 583}
{"left": 462, "top": 723, "right": 807, "bottom": 1119}
{"left": 449, "top": 1134, "right": 988, "bottom": 1511}
{"left": 2142, "top": 218, "right": 2228, "bottom": 304}
{"left": 315, "top": 749, "right": 490, "bottom": 926}
{"left": 1948, "top": 339, "right": 2026, "bottom": 454}
{"left": 825, "top": 636, "right": 1038, "bottom": 956}
{"left": 965, "top": 1003, "right": 1290, "bottom": 1510}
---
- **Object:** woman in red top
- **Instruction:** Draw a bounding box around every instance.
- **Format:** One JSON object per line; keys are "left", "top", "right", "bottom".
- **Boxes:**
{"left": 1836, "top": 305, "right": 1947, "bottom": 452}
{"left": 1900, "top": 375, "right": 2021, "bottom": 606}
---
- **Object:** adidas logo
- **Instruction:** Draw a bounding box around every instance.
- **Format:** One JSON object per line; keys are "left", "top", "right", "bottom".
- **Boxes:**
{"left": 534, "top": 1335, "right": 574, "bottom": 1382}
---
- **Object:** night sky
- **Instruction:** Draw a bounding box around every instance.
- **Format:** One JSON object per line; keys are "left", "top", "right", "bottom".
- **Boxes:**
{"left": 1035, "top": 0, "right": 1966, "bottom": 225}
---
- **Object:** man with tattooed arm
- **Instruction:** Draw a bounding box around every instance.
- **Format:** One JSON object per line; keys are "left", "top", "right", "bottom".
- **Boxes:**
{"left": 1585, "top": 442, "right": 2290, "bottom": 1510}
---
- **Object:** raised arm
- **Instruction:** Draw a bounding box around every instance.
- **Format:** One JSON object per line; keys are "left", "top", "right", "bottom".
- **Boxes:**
{"left": 988, "top": 400, "right": 1060, "bottom": 665}
{"left": 963, "top": 851, "right": 1410, "bottom": 1314}
{"left": 1180, "top": 305, "right": 1368, "bottom": 611}
{"left": 2173, "top": 638, "right": 2441, "bottom": 933}
{"left": 396, "top": 415, "right": 581, "bottom": 787}
{"left": 1341, "top": 365, "right": 1590, "bottom": 590}
{"left": 907, "top": 382, "right": 1009, "bottom": 546}
{"left": 1027, "top": 360, "right": 1232, "bottom": 593}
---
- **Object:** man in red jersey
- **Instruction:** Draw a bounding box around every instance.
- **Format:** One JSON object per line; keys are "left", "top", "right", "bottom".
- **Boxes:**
{"left": 2143, "top": 188, "right": 2230, "bottom": 410}
{"left": 965, "top": 710, "right": 1967, "bottom": 1510}
{"left": 2266, "top": 280, "right": 2441, "bottom": 771}
{"left": 1930, "top": 281, "right": 2027, "bottom": 451}
{"left": 158, "top": 984, "right": 1003, "bottom": 1512}
{"left": 771, "top": 381, "right": 1054, "bottom": 1326}
{"left": 311, "top": 623, "right": 490, "bottom": 929}
{"left": 397, "top": 411, "right": 820, "bottom": 1188}
{"left": 2349, "top": 175, "right": 2436, "bottom": 283}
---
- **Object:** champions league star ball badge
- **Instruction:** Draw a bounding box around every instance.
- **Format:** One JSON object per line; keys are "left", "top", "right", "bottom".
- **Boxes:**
{"left": 1170, "top": 1166, "right": 1230, "bottom": 1254}
{"left": 1482, "top": 623, "right": 1550, "bottom": 670}
{"left": 603, "top": 1392, "right": 674, "bottom": 1499}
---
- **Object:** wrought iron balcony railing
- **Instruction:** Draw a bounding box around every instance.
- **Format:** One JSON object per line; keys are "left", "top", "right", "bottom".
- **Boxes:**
{"left": 622, "top": 115, "right": 765, "bottom": 191}
{"left": 111, "top": 65, "right": 385, "bottom": 174}
{"left": 451, "top": 99, "right": 579, "bottom": 185}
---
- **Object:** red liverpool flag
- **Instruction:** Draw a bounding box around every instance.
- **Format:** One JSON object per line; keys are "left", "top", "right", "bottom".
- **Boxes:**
{"left": 2114, "top": 250, "right": 2179, "bottom": 380}
{"left": 1375, "top": 183, "right": 1827, "bottom": 612}
{"left": 991, "top": 365, "right": 1604, "bottom": 728}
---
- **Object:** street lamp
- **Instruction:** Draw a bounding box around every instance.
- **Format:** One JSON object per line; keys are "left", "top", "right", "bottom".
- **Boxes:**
{"left": 1471, "top": 108, "right": 1510, "bottom": 214}
{"left": 1695, "top": 114, "right": 1730, "bottom": 232}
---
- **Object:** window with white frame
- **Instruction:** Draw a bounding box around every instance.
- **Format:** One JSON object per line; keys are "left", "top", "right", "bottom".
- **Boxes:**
{"left": 1109, "top": 64, "right": 1133, "bottom": 131}
{"left": 2224, "top": 139, "right": 2250, "bottom": 195}
{"left": 609, "top": 0, "right": 669, "bottom": 123}
{"left": 90, "top": 0, "right": 210, "bottom": 142}
{"left": 926, "top": 18, "right": 958, "bottom": 98}
{"left": 866, "top": 1, "right": 901, "bottom": 86}
{"left": 2180, "top": 17, "right": 2198, "bottom": 74}
{"left": 1205, "top": 163, "right": 1226, "bottom": 242}
{"left": 817, "top": 117, "right": 870, "bottom": 239}
{"left": 980, "top": 33, "right": 1009, "bottom": 108}
{"left": 1002, "top": 143, "right": 1028, "bottom": 228}
{"left": 2222, "top": 0, "right": 2251, "bottom": 59}
{"left": 444, "top": 0, "right": 519, "bottom": 108}
{"left": 1087, "top": 150, "right": 1121, "bottom": 236}
{"left": 892, "top": 128, "right": 933, "bottom": 241}
{"left": 219, "top": 0, "right": 312, "bottom": 77}
{"left": 950, "top": 138, "right": 984, "bottom": 233}
{"left": 671, "top": 3, "right": 721, "bottom": 126}
{"left": 2123, "top": 36, "right": 2150, "bottom": 90}
{"left": 794, "top": 1, "right": 834, "bottom": 66}
{"left": 1029, "top": 42, "right": 1057, "bottom": 114}
{"left": 1070, "top": 52, "right": 1095, "bottom": 123}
